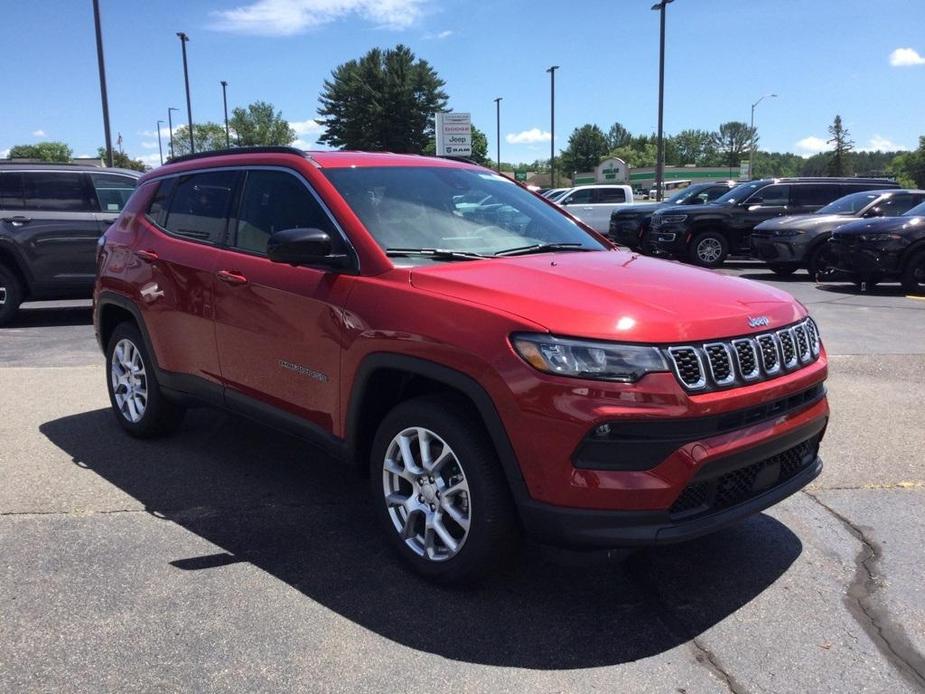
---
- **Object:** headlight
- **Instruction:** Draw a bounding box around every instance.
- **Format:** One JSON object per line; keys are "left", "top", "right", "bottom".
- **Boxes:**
{"left": 511, "top": 333, "right": 668, "bottom": 382}
{"left": 858, "top": 233, "right": 901, "bottom": 242}
{"left": 661, "top": 214, "right": 687, "bottom": 223}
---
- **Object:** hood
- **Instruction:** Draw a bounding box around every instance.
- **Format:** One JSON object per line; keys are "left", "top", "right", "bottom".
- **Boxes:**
{"left": 832, "top": 215, "right": 925, "bottom": 237}
{"left": 654, "top": 203, "right": 725, "bottom": 217}
{"left": 755, "top": 214, "right": 853, "bottom": 233}
{"left": 612, "top": 202, "right": 661, "bottom": 216}
{"left": 410, "top": 250, "right": 804, "bottom": 343}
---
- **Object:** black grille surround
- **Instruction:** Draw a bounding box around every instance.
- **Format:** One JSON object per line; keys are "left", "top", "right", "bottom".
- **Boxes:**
{"left": 664, "top": 318, "right": 821, "bottom": 393}
{"left": 670, "top": 434, "right": 820, "bottom": 519}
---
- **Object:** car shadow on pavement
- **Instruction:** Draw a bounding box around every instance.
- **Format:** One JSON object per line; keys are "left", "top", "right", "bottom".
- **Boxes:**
{"left": 40, "top": 407, "right": 803, "bottom": 669}
{"left": 7, "top": 305, "right": 93, "bottom": 328}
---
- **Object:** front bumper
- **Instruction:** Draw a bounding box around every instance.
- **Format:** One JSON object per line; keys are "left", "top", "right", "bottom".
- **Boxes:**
{"left": 750, "top": 233, "right": 808, "bottom": 263}
{"left": 519, "top": 416, "right": 825, "bottom": 548}
{"left": 609, "top": 219, "right": 645, "bottom": 248}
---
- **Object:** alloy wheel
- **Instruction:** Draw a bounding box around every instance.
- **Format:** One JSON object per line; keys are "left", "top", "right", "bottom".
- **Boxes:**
{"left": 697, "top": 238, "right": 723, "bottom": 263}
{"left": 382, "top": 427, "right": 471, "bottom": 561}
{"left": 110, "top": 338, "right": 148, "bottom": 423}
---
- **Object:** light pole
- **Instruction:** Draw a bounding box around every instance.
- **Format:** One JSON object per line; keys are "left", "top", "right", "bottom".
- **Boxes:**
{"left": 749, "top": 93, "right": 777, "bottom": 179}
{"left": 651, "top": 0, "right": 673, "bottom": 201}
{"left": 167, "top": 107, "right": 178, "bottom": 159}
{"left": 546, "top": 65, "right": 559, "bottom": 187}
{"left": 92, "top": 0, "right": 113, "bottom": 167}
{"left": 494, "top": 97, "right": 502, "bottom": 173}
{"left": 177, "top": 32, "right": 194, "bottom": 154}
{"left": 221, "top": 80, "right": 230, "bottom": 149}
{"left": 156, "top": 120, "right": 165, "bottom": 166}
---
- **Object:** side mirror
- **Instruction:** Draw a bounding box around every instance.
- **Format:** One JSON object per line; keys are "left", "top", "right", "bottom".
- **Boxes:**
{"left": 267, "top": 227, "right": 351, "bottom": 269}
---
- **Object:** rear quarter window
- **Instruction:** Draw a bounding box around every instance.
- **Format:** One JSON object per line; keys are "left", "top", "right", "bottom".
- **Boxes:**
{"left": 21, "top": 171, "right": 93, "bottom": 212}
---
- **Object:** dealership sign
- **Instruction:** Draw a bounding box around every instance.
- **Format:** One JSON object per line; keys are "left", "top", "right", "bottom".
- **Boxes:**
{"left": 435, "top": 112, "right": 472, "bottom": 157}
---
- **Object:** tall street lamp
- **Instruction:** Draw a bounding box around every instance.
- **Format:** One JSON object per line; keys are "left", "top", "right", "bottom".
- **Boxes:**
{"left": 546, "top": 65, "right": 559, "bottom": 187}
{"left": 750, "top": 93, "right": 777, "bottom": 179}
{"left": 221, "top": 80, "right": 230, "bottom": 149}
{"left": 652, "top": 0, "right": 674, "bottom": 202}
{"left": 494, "top": 97, "right": 502, "bottom": 173}
{"left": 167, "top": 107, "right": 179, "bottom": 159}
{"left": 92, "top": 0, "right": 114, "bottom": 167}
{"left": 177, "top": 32, "right": 194, "bottom": 154}
{"left": 156, "top": 120, "right": 165, "bottom": 166}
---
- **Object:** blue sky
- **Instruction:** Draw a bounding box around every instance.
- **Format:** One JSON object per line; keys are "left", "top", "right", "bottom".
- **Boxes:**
{"left": 1, "top": 0, "right": 924, "bottom": 167}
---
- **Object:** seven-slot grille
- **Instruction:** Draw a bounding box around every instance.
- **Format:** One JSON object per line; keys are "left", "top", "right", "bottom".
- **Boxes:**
{"left": 664, "top": 318, "right": 821, "bottom": 393}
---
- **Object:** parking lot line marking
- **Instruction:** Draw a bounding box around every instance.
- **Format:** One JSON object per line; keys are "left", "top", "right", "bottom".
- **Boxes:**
{"left": 906, "top": 295, "right": 925, "bottom": 302}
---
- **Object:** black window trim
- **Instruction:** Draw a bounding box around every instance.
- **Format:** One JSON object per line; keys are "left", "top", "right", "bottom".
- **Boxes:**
{"left": 141, "top": 165, "right": 359, "bottom": 269}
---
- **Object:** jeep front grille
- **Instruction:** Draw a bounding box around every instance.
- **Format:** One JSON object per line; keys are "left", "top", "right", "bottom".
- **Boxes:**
{"left": 664, "top": 318, "right": 821, "bottom": 393}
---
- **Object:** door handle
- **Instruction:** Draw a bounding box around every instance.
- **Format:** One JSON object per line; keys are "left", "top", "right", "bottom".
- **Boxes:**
{"left": 134, "top": 249, "right": 159, "bottom": 262}
{"left": 101, "top": 217, "right": 119, "bottom": 224}
{"left": 2, "top": 216, "right": 31, "bottom": 226}
{"left": 216, "top": 269, "right": 248, "bottom": 286}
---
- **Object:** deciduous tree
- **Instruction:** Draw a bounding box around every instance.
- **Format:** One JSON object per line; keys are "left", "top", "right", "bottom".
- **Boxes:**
{"left": 229, "top": 101, "right": 295, "bottom": 147}
{"left": 169, "top": 123, "right": 228, "bottom": 157}
{"left": 559, "top": 124, "right": 609, "bottom": 175}
{"left": 8, "top": 141, "right": 72, "bottom": 162}
{"left": 710, "top": 121, "right": 756, "bottom": 167}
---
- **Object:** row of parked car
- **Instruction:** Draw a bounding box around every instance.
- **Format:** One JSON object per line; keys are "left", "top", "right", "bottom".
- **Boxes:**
{"left": 542, "top": 178, "right": 925, "bottom": 294}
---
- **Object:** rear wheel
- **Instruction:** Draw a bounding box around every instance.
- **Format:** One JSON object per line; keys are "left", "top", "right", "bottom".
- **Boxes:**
{"left": 0, "top": 264, "right": 24, "bottom": 327}
{"left": 768, "top": 263, "right": 798, "bottom": 276}
{"left": 370, "top": 396, "right": 519, "bottom": 584}
{"left": 807, "top": 243, "right": 837, "bottom": 281}
{"left": 105, "top": 322, "right": 184, "bottom": 437}
{"left": 901, "top": 250, "right": 925, "bottom": 296}
{"left": 689, "top": 231, "right": 728, "bottom": 268}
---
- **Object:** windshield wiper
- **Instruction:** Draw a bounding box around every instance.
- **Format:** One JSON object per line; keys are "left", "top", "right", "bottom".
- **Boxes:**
{"left": 385, "top": 247, "right": 486, "bottom": 261}
{"left": 493, "top": 242, "right": 592, "bottom": 257}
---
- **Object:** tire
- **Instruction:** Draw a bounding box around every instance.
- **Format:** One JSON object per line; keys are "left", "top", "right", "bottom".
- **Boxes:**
{"left": 370, "top": 395, "right": 519, "bottom": 584}
{"left": 105, "top": 322, "right": 184, "bottom": 437}
{"left": 807, "top": 243, "right": 837, "bottom": 282}
{"left": 0, "top": 264, "right": 24, "bottom": 327}
{"left": 689, "top": 231, "right": 729, "bottom": 268}
{"left": 768, "top": 263, "right": 798, "bottom": 276}
{"left": 901, "top": 250, "right": 925, "bottom": 296}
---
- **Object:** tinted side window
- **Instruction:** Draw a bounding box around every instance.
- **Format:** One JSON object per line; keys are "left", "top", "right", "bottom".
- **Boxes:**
{"left": 563, "top": 189, "right": 593, "bottom": 205}
{"left": 146, "top": 178, "right": 177, "bottom": 227}
{"left": 705, "top": 186, "right": 728, "bottom": 202}
{"left": 751, "top": 184, "right": 789, "bottom": 206}
{"left": 233, "top": 170, "right": 335, "bottom": 255}
{"left": 164, "top": 171, "right": 237, "bottom": 243}
{"left": 793, "top": 184, "right": 839, "bottom": 207}
{"left": 596, "top": 188, "right": 626, "bottom": 203}
{"left": 21, "top": 172, "right": 92, "bottom": 212}
{"left": 91, "top": 173, "right": 138, "bottom": 212}
{"left": 0, "top": 173, "right": 24, "bottom": 210}
{"left": 880, "top": 194, "right": 921, "bottom": 217}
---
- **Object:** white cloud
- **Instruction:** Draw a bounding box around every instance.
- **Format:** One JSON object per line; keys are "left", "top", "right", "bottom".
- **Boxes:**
{"left": 889, "top": 47, "right": 925, "bottom": 67}
{"left": 210, "top": 0, "right": 424, "bottom": 35}
{"left": 506, "top": 128, "right": 551, "bottom": 145}
{"left": 141, "top": 141, "right": 158, "bottom": 149}
{"left": 32, "top": 129, "right": 46, "bottom": 137}
{"left": 436, "top": 29, "right": 453, "bottom": 39}
{"left": 794, "top": 136, "right": 829, "bottom": 154}
{"left": 863, "top": 134, "right": 907, "bottom": 152}
{"left": 289, "top": 118, "right": 323, "bottom": 136}
{"left": 1, "top": 148, "right": 10, "bottom": 159}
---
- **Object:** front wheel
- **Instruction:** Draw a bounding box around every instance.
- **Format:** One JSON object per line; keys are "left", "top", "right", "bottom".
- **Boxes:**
{"left": 901, "top": 250, "right": 925, "bottom": 296}
{"left": 0, "top": 264, "right": 24, "bottom": 327}
{"left": 689, "top": 231, "right": 729, "bottom": 268}
{"left": 106, "top": 322, "right": 184, "bottom": 437}
{"left": 807, "top": 243, "right": 837, "bottom": 281}
{"left": 370, "top": 396, "right": 519, "bottom": 584}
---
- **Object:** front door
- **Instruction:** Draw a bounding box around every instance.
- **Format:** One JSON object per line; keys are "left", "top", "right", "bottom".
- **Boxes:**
{"left": 212, "top": 168, "right": 354, "bottom": 433}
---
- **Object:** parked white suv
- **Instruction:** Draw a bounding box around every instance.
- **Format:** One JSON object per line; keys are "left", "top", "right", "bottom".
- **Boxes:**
{"left": 555, "top": 184, "right": 634, "bottom": 232}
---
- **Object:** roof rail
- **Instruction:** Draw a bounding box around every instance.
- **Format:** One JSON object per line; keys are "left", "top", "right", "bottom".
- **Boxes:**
{"left": 166, "top": 146, "right": 306, "bottom": 165}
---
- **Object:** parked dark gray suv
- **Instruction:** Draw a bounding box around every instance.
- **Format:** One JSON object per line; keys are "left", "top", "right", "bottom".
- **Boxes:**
{"left": 0, "top": 163, "right": 139, "bottom": 325}
{"left": 751, "top": 188, "right": 925, "bottom": 278}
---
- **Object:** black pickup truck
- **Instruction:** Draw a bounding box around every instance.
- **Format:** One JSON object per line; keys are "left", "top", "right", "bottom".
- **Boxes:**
{"left": 644, "top": 177, "right": 899, "bottom": 267}
{"left": 0, "top": 163, "right": 139, "bottom": 325}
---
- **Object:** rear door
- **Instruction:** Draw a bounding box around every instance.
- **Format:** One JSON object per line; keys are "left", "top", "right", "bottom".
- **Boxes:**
{"left": 11, "top": 171, "right": 100, "bottom": 294}
{"left": 791, "top": 184, "right": 840, "bottom": 214}
{"left": 212, "top": 168, "right": 354, "bottom": 432}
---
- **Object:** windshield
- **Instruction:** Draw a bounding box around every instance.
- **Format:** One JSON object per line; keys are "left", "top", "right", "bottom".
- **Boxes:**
{"left": 711, "top": 181, "right": 764, "bottom": 205}
{"left": 906, "top": 201, "right": 925, "bottom": 217}
{"left": 323, "top": 166, "right": 606, "bottom": 258}
{"left": 817, "top": 191, "right": 881, "bottom": 215}
{"left": 664, "top": 184, "right": 713, "bottom": 205}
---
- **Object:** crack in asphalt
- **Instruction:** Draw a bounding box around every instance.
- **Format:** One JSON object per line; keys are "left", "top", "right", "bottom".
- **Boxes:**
{"left": 803, "top": 490, "right": 925, "bottom": 691}
{"left": 624, "top": 552, "right": 748, "bottom": 694}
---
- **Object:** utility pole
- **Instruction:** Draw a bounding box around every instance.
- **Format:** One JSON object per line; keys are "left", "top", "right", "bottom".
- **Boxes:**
{"left": 167, "top": 107, "right": 178, "bottom": 159}
{"left": 652, "top": 0, "right": 674, "bottom": 201}
{"left": 547, "top": 65, "right": 559, "bottom": 187}
{"left": 156, "top": 120, "right": 165, "bottom": 166}
{"left": 92, "top": 0, "right": 114, "bottom": 167}
{"left": 494, "top": 97, "right": 502, "bottom": 173}
{"left": 177, "top": 32, "right": 194, "bottom": 154}
{"left": 221, "top": 80, "right": 230, "bottom": 148}
{"left": 750, "top": 93, "right": 777, "bottom": 179}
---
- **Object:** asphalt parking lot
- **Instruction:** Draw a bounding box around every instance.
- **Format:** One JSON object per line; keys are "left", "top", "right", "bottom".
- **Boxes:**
{"left": 1, "top": 262, "right": 924, "bottom": 693}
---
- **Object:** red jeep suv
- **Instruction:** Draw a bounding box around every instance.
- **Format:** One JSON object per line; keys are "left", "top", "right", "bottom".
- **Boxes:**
{"left": 94, "top": 147, "right": 829, "bottom": 582}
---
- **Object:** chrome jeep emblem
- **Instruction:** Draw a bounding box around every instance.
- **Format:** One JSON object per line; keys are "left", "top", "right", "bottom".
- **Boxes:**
{"left": 747, "top": 315, "right": 770, "bottom": 328}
